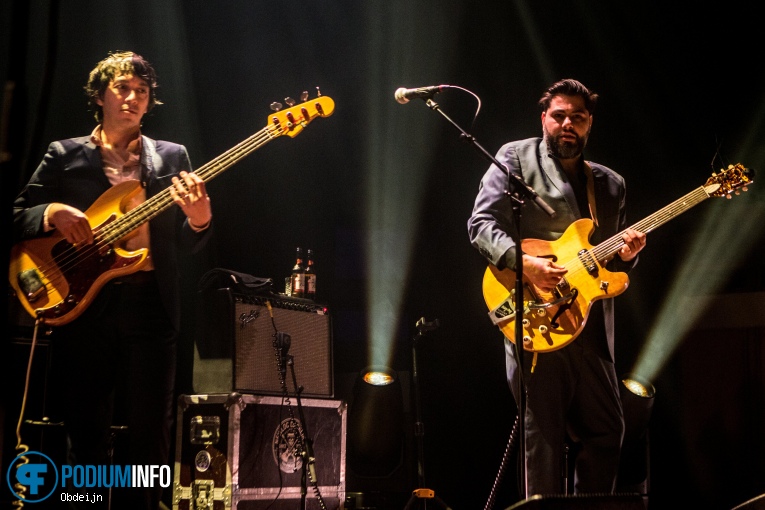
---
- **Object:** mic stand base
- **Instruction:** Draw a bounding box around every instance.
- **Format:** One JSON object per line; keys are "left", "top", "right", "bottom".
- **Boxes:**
{"left": 402, "top": 321, "right": 455, "bottom": 510}
{"left": 404, "top": 488, "right": 454, "bottom": 510}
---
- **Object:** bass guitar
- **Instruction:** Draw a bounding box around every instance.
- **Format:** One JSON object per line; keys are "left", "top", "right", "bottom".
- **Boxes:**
{"left": 482, "top": 163, "right": 754, "bottom": 353}
{"left": 9, "top": 94, "right": 335, "bottom": 326}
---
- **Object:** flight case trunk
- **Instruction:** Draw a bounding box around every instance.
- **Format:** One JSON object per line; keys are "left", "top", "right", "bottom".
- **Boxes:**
{"left": 173, "top": 393, "right": 347, "bottom": 509}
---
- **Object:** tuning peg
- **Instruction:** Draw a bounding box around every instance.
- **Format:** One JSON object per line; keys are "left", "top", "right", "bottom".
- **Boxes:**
{"left": 270, "top": 102, "right": 283, "bottom": 112}
{"left": 300, "top": 90, "right": 309, "bottom": 102}
{"left": 316, "top": 86, "right": 322, "bottom": 97}
{"left": 285, "top": 97, "right": 296, "bottom": 107}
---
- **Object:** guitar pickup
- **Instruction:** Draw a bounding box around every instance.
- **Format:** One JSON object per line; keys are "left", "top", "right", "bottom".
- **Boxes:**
{"left": 17, "top": 269, "right": 46, "bottom": 303}
{"left": 577, "top": 249, "right": 599, "bottom": 276}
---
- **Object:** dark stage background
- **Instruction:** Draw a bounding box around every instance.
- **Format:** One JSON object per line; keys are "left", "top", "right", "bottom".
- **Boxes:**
{"left": 2, "top": 2, "right": 764, "bottom": 510}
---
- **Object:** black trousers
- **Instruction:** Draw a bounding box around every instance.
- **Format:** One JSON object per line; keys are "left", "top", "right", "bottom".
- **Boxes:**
{"left": 49, "top": 272, "right": 176, "bottom": 510}
{"left": 505, "top": 302, "right": 625, "bottom": 497}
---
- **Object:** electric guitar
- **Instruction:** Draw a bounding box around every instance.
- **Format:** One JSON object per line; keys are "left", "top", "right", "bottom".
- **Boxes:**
{"left": 9, "top": 94, "right": 335, "bottom": 326}
{"left": 482, "top": 163, "right": 754, "bottom": 353}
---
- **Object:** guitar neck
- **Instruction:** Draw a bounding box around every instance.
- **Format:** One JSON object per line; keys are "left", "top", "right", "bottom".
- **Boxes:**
{"left": 99, "top": 125, "right": 278, "bottom": 244}
{"left": 592, "top": 184, "right": 712, "bottom": 262}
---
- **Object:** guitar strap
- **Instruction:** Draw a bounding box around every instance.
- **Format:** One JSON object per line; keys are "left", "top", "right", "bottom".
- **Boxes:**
{"left": 515, "top": 153, "right": 598, "bottom": 225}
{"left": 583, "top": 161, "right": 599, "bottom": 227}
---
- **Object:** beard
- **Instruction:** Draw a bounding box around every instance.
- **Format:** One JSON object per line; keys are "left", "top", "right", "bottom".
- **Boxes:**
{"left": 544, "top": 125, "right": 589, "bottom": 160}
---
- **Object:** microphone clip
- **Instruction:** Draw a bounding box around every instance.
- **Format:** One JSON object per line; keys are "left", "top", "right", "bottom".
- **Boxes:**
{"left": 416, "top": 317, "right": 440, "bottom": 333}
{"left": 274, "top": 331, "right": 292, "bottom": 374}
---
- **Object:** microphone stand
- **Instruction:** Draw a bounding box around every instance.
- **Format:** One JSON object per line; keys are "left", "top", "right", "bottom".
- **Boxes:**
{"left": 273, "top": 329, "right": 318, "bottom": 509}
{"left": 285, "top": 355, "right": 320, "bottom": 510}
{"left": 419, "top": 96, "right": 557, "bottom": 500}
{"left": 403, "top": 317, "right": 452, "bottom": 510}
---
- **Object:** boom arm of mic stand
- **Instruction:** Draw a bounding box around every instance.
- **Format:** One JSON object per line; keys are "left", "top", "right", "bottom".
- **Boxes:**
{"left": 423, "top": 99, "right": 556, "bottom": 219}
{"left": 423, "top": 97, "right": 538, "bottom": 498}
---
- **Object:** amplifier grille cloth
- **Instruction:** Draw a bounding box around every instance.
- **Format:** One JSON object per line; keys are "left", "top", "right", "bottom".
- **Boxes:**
{"left": 233, "top": 299, "right": 333, "bottom": 397}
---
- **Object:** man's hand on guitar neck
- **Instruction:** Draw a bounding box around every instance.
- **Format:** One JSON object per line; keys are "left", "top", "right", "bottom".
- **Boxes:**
{"left": 170, "top": 170, "right": 212, "bottom": 231}
{"left": 617, "top": 227, "right": 646, "bottom": 262}
{"left": 47, "top": 203, "right": 95, "bottom": 245}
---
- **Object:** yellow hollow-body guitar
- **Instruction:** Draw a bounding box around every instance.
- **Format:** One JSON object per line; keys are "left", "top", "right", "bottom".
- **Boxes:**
{"left": 482, "top": 163, "right": 754, "bottom": 353}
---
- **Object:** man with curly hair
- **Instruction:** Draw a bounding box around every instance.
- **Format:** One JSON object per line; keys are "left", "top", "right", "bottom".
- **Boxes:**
{"left": 13, "top": 51, "right": 213, "bottom": 509}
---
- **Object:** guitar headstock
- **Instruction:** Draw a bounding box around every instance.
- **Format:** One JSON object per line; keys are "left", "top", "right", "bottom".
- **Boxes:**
{"left": 268, "top": 92, "right": 335, "bottom": 138}
{"left": 704, "top": 163, "right": 755, "bottom": 198}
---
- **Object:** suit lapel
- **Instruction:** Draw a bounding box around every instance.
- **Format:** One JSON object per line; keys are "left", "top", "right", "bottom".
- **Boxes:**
{"left": 538, "top": 140, "right": 580, "bottom": 219}
{"left": 81, "top": 138, "right": 112, "bottom": 189}
{"left": 141, "top": 135, "right": 158, "bottom": 187}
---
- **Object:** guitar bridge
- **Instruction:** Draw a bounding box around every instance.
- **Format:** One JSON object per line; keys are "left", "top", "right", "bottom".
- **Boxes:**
{"left": 527, "top": 291, "right": 575, "bottom": 310}
{"left": 17, "top": 269, "right": 46, "bottom": 302}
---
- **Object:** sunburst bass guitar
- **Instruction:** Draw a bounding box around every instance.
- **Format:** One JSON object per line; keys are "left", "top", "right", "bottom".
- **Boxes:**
{"left": 9, "top": 94, "right": 335, "bottom": 326}
{"left": 482, "top": 163, "right": 754, "bottom": 353}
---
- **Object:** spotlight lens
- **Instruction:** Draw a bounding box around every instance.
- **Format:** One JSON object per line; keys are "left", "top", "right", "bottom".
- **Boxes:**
{"left": 363, "top": 371, "right": 395, "bottom": 386}
{"left": 622, "top": 378, "right": 654, "bottom": 398}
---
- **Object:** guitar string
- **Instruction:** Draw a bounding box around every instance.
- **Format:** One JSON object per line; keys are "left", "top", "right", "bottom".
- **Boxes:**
{"left": 30, "top": 124, "right": 280, "bottom": 307}
{"left": 511, "top": 186, "right": 714, "bottom": 347}
{"left": 21, "top": 96, "right": 335, "bottom": 320}
{"left": 36, "top": 125, "right": 276, "bottom": 277}
{"left": 558, "top": 186, "right": 712, "bottom": 284}
{"left": 505, "top": 167, "right": 746, "bottom": 346}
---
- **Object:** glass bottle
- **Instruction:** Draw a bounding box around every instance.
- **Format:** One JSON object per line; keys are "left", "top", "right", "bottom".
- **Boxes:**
{"left": 290, "top": 247, "right": 306, "bottom": 298}
{"left": 305, "top": 248, "right": 316, "bottom": 300}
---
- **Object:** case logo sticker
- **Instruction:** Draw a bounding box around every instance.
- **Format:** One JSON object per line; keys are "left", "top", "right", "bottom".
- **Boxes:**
{"left": 272, "top": 417, "right": 304, "bottom": 473}
{"left": 194, "top": 450, "right": 212, "bottom": 473}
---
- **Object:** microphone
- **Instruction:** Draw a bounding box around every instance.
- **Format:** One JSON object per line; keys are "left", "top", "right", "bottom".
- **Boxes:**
{"left": 394, "top": 85, "right": 449, "bottom": 104}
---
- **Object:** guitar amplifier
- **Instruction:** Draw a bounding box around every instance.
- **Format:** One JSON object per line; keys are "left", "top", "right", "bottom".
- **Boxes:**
{"left": 196, "top": 288, "right": 334, "bottom": 398}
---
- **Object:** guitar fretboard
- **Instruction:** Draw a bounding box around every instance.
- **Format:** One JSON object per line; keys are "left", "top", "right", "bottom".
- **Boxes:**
{"left": 592, "top": 185, "right": 713, "bottom": 263}
{"left": 98, "top": 124, "right": 279, "bottom": 244}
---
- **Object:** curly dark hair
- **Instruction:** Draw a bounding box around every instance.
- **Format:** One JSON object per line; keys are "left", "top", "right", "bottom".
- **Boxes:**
{"left": 84, "top": 51, "right": 163, "bottom": 122}
{"left": 538, "top": 78, "right": 598, "bottom": 114}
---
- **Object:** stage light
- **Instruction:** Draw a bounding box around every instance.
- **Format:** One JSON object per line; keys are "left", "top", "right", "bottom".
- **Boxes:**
{"left": 618, "top": 373, "right": 656, "bottom": 494}
{"left": 362, "top": 369, "right": 396, "bottom": 386}
{"left": 621, "top": 374, "right": 655, "bottom": 441}
{"left": 346, "top": 366, "right": 405, "bottom": 478}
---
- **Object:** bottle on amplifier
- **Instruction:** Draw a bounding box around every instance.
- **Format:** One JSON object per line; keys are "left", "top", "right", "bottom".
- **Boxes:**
{"left": 290, "top": 247, "right": 306, "bottom": 298}
{"left": 305, "top": 248, "right": 316, "bottom": 300}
